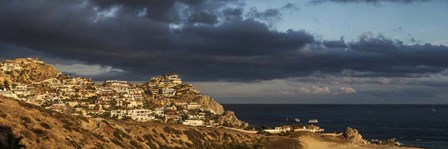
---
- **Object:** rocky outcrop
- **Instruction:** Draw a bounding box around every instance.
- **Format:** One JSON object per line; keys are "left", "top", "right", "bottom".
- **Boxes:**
{"left": 0, "top": 58, "right": 61, "bottom": 83}
{"left": 195, "top": 95, "right": 225, "bottom": 115}
{"left": 342, "top": 127, "right": 369, "bottom": 145}
{"left": 217, "top": 111, "right": 249, "bottom": 128}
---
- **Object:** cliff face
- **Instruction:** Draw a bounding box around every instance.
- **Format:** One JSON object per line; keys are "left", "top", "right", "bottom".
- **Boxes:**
{"left": 0, "top": 96, "right": 262, "bottom": 149}
{"left": 195, "top": 95, "right": 225, "bottom": 115}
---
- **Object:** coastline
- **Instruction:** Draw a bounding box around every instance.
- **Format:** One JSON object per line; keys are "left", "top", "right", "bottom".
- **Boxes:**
{"left": 223, "top": 104, "right": 447, "bottom": 149}
{"left": 1, "top": 95, "right": 422, "bottom": 149}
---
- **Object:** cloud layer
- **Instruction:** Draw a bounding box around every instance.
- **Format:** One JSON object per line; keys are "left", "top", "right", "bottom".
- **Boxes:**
{"left": 0, "top": 0, "right": 447, "bottom": 83}
{"left": 310, "top": 0, "right": 432, "bottom": 4}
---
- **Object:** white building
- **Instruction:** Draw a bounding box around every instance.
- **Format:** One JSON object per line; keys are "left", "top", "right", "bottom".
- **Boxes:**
{"left": 294, "top": 125, "right": 324, "bottom": 133}
{"left": 67, "top": 101, "right": 79, "bottom": 107}
{"left": 166, "top": 74, "right": 182, "bottom": 86}
{"left": 187, "top": 102, "right": 201, "bottom": 110}
{"left": 183, "top": 120, "right": 204, "bottom": 126}
{"left": 160, "top": 88, "right": 176, "bottom": 97}
{"left": 0, "top": 89, "right": 19, "bottom": 99}
{"left": 127, "top": 109, "right": 153, "bottom": 122}
{"left": 111, "top": 109, "right": 127, "bottom": 119}
{"left": 264, "top": 126, "right": 292, "bottom": 134}
{"left": 105, "top": 80, "right": 129, "bottom": 87}
{"left": 0, "top": 63, "right": 23, "bottom": 72}
{"left": 127, "top": 100, "right": 143, "bottom": 108}
{"left": 13, "top": 84, "right": 30, "bottom": 96}
{"left": 111, "top": 109, "right": 154, "bottom": 121}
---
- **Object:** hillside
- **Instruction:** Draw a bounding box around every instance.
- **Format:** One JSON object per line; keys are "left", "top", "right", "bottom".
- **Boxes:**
{"left": 0, "top": 58, "right": 247, "bottom": 128}
{"left": 0, "top": 96, "right": 421, "bottom": 149}
{"left": 0, "top": 96, "right": 263, "bottom": 148}
{"left": 0, "top": 58, "right": 420, "bottom": 149}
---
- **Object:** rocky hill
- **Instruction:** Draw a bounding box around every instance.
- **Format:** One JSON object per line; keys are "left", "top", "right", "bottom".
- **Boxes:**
{"left": 0, "top": 96, "right": 262, "bottom": 148}
{"left": 0, "top": 58, "right": 62, "bottom": 84}
{"left": 0, "top": 96, "right": 419, "bottom": 149}
{"left": 0, "top": 58, "right": 247, "bottom": 128}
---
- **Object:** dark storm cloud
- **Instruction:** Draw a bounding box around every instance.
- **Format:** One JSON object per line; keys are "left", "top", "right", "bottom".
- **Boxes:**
{"left": 221, "top": 8, "right": 244, "bottom": 21}
{"left": 282, "top": 3, "right": 300, "bottom": 10}
{"left": 322, "top": 37, "right": 347, "bottom": 49}
{"left": 246, "top": 8, "right": 282, "bottom": 26}
{"left": 187, "top": 11, "right": 218, "bottom": 24}
{"left": 91, "top": 0, "right": 180, "bottom": 22}
{"left": 1, "top": 0, "right": 448, "bottom": 82}
{"left": 310, "top": 0, "right": 432, "bottom": 4}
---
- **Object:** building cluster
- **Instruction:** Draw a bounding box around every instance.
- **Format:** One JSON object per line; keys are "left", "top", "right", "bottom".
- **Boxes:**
{"left": 0, "top": 58, "right": 44, "bottom": 72}
{"left": 0, "top": 65, "right": 219, "bottom": 127}
{"left": 146, "top": 74, "right": 201, "bottom": 98}
{"left": 263, "top": 125, "right": 324, "bottom": 134}
{"left": 148, "top": 74, "right": 183, "bottom": 97}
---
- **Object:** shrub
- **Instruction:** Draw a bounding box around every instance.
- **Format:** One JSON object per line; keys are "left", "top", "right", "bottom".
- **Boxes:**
{"left": 32, "top": 128, "right": 46, "bottom": 136}
{"left": 0, "top": 110, "right": 7, "bottom": 118}
{"left": 113, "top": 131, "right": 123, "bottom": 141}
{"left": 130, "top": 140, "right": 143, "bottom": 148}
{"left": 163, "top": 126, "right": 182, "bottom": 135}
{"left": 143, "top": 134, "right": 154, "bottom": 142}
{"left": 160, "top": 133, "right": 167, "bottom": 142}
{"left": 21, "top": 117, "right": 32, "bottom": 123}
{"left": 40, "top": 122, "right": 51, "bottom": 129}
{"left": 145, "top": 141, "right": 157, "bottom": 149}
{"left": 110, "top": 139, "right": 124, "bottom": 148}
{"left": 93, "top": 133, "right": 107, "bottom": 142}
{"left": 184, "top": 129, "right": 204, "bottom": 145}
{"left": 62, "top": 124, "right": 72, "bottom": 131}
{"left": 223, "top": 133, "right": 233, "bottom": 141}
{"left": 136, "top": 136, "right": 144, "bottom": 142}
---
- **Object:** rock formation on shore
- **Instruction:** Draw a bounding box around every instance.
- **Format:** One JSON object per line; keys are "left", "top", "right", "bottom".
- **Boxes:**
{"left": 343, "top": 127, "right": 369, "bottom": 145}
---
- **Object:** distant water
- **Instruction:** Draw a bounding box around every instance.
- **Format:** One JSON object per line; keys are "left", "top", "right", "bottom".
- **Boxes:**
{"left": 223, "top": 104, "right": 448, "bottom": 149}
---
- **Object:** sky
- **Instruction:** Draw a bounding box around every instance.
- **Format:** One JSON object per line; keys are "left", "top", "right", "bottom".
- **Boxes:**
{"left": 1, "top": 0, "right": 448, "bottom": 104}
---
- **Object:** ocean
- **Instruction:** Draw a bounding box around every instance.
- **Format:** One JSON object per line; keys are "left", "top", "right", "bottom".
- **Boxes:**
{"left": 223, "top": 104, "right": 448, "bottom": 149}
